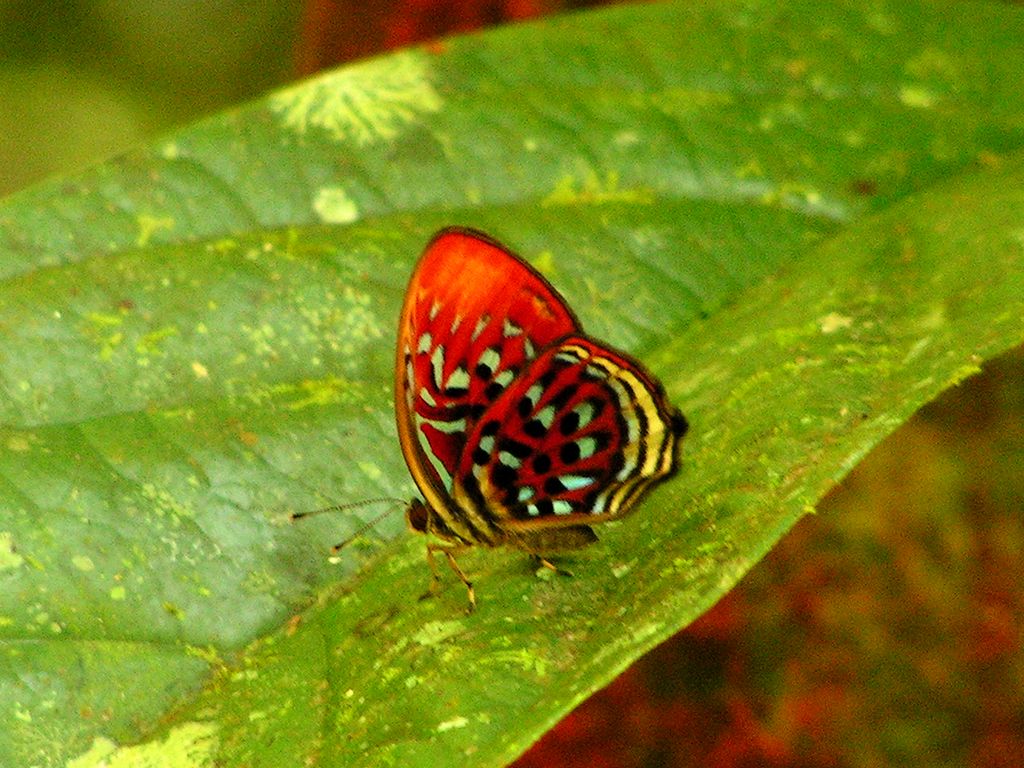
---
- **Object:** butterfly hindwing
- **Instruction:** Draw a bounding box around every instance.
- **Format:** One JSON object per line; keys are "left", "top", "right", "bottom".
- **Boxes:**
{"left": 454, "top": 335, "right": 687, "bottom": 530}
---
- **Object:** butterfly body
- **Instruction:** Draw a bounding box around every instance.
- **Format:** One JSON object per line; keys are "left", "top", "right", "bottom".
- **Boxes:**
{"left": 396, "top": 228, "right": 687, "bottom": 609}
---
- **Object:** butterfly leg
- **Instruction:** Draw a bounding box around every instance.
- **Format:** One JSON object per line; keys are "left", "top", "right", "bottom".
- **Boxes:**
{"left": 531, "top": 554, "right": 574, "bottom": 578}
{"left": 422, "top": 542, "right": 476, "bottom": 613}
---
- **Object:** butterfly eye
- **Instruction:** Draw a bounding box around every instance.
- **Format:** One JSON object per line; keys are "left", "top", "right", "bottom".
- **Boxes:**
{"left": 406, "top": 499, "right": 429, "bottom": 533}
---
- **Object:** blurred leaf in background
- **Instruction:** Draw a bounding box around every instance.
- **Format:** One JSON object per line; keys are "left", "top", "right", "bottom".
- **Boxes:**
{"left": 0, "top": 0, "right": 302, "bottom": 195}
{"left": 0, "top": 0, "right": 607, "bottom": 196}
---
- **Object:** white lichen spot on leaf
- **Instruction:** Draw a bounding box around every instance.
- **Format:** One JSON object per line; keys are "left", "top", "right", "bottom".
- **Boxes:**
{"left": 271, "top": 51, "right": 442, "bottom": 146}
{"left": 313, "top": 186, "right": 360, "bottom": 224}
{"left": 436, "top": 716, "right": 469, "bottom": 733}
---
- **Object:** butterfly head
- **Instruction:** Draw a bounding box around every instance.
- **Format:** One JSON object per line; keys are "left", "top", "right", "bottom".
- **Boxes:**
{"left": 406, "top": 497, "right": 430, "bottom": 535}
{"left": 406, "top": 496, "right": 470, "bottom": 545}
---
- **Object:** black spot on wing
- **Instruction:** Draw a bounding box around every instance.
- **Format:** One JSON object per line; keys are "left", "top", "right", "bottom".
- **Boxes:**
{"left": 492, "top": 463, "right": 518, "bottom": 490}
{"left": 543, "top": 477, "right": 566, "bottom": 495}
{"left": 559, "top": 441, "right": 581, "bottom": 464}
{"left": 558, "top": 411, "right": 580, "bottom": 436}
{"left": 499, "top": 438, "right": 531, "bottom": 460}
{"left": 532, "top": 454, "right": 551, "bottom": 474}
{"left": 516, "top": 395, "right": 533, "bottom": 418}
{"left": 523, "top": 419, "right": 547, "bottom": 438}
{"left": 549, "top": 386, "right": 574, "bottom": 412}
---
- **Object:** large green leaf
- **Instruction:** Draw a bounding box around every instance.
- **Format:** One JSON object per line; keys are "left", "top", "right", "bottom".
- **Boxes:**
{"left": 1, "top": 1, "right": 1023, "bottom": 766}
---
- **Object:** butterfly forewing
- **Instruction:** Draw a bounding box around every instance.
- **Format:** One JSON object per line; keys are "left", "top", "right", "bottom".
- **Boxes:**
{"left": 453, "top": 336, "right": 686, "bottom": 530}
{"left": 396, "top": 229, "right": 579, "bottom": 517}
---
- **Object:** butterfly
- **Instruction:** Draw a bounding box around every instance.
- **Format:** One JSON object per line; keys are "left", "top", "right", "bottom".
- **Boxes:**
{"left": 396, "top": 227, "right": 688, "bottom": 611}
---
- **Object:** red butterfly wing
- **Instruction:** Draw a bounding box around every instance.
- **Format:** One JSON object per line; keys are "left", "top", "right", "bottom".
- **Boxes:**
{"left": 453, "top": 335, "right": 687, "bottom": 529}
{"left": 396, "top": 228, "right": 579, "bottom": 514}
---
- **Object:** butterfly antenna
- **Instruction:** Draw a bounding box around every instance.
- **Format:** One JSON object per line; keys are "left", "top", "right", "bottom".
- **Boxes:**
{"left": 289, "top": 497, "right": 407, "bottom": 553}
{"left": 289, "top": 496, "right": 406, "bottom": 521}
{"left": 330, "top": 503, "right": 407, "bottom": 553}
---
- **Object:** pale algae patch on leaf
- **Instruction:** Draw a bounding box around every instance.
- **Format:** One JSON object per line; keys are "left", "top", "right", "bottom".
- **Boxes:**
{"left": 413, "top": 619, "right": 467, "bottom": 646}
{"left": 899, "top": 83, "right": 939, "bottom": 109}
{"left": 135, "top": 214, "right": 175, "bottom": 248}
{"left": 542, "top": 169, "right": 654, "bottom": 207}
{"left": 271, "top": 51, "right": 442, "bottom": 146}
{"left": 436, "top": 716, "right": 469, "bottom": 733}
{"left": 0, "top": 532, "right": 24, "bottom": 570}
{"left": 313, "top": 186, "right": 359, "bottom": 224}
{"left": 66, "top": 722, "right": 218, "bottom": 768}
{"left": 358, "top": 461, "right": 383, "bottom": 481}
{"left": 293, "top": 283, "right": 385, "bottom": 361}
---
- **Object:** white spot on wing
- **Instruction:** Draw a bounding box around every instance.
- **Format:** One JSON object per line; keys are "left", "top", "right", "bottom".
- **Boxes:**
{"left": 445, "top": 366, "right": 470, "bottom": 391}
{"left": 478, "top": 347, "right": 500, "bottom": 372}
{"left": 576, "top": 436, "right": 599, "bottom": 459}
{"left": 472, "top": 315, "right": 490, "bottom": 341}
{"left": 552, "top": 500, "right": 574, "bottom": 515}
{"left": 558, "top": 474, "right": 595, "bottom": 491}
{"left": 423, "top": 417, "right": 466, "bottom": 434}
{"left": 535, "top": 405, "right": 556, "bottom": 428}
{"left": 498, "top": 451, "right": 522, "bottom": 469}
{"left": 431, "top": 345, "right": 445, "bottom": 389}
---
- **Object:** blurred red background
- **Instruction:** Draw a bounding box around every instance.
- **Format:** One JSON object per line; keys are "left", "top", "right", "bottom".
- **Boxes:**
{"left": 295, "top": 1, "right": 616, "bottom": 74}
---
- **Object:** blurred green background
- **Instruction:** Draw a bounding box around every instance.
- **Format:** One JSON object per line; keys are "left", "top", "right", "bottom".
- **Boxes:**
{"left": 0, "top": 1, "right": 302, "bottom": 196}
{"left": 2, "top": 2, "right": 1020, "bottom": 766}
